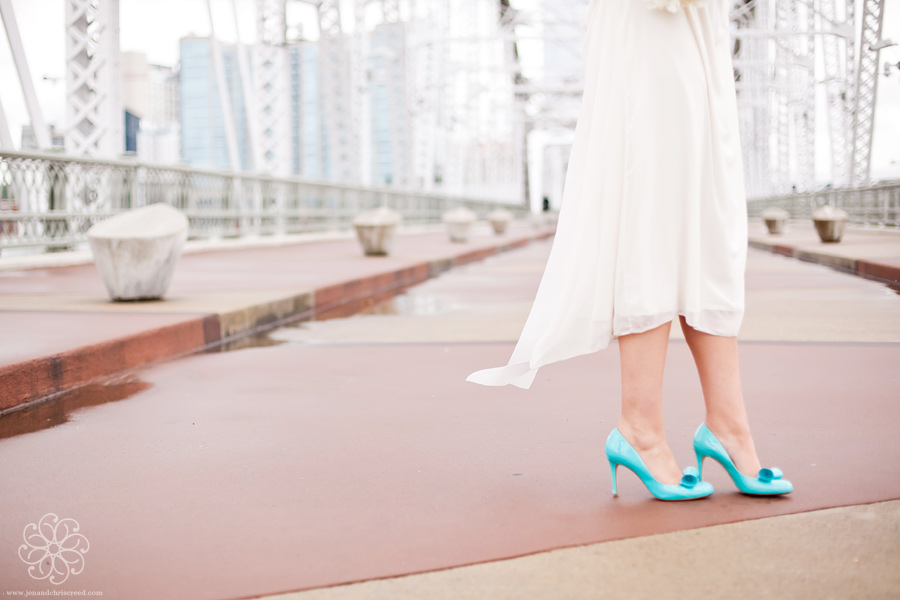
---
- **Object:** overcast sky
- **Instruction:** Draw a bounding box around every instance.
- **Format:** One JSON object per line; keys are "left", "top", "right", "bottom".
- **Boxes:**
{"left": 0, "top": 0, "right": 898, "bottom": 182}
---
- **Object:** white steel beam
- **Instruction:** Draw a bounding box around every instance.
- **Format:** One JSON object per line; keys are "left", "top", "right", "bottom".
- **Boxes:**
{"left": 232, "top": 0, "right": 263, "bottom": 172}
{"left": 753, "top": 0, "right": 771, "bottom": 197}
{"left": 795, "top": 0, "right": 816, "bottom": 191}
{"left": 205, "top": 0, "right": 240, "bottom": 171}
{"left": 845, "top": 0, "right": 857, "bottom": 120}
{"left": 818, "top": 0, "right": 851, "bottom": 185}
{"left": 65, "top": 0, "right": 122, "bottom": 157}
{"left": 0, "top": 0, "right": 51, "bottom": 148}
{"left": 733, "top": 0, "right": 769, "bottom": 198}
{"left": 773, "top": 0, "right": 792, "bottom": 192}
{"left": 765, "top": 0, "right": 816, "bottom": 193}
{"left": 849, "top": 0, "right": 888, "bottom": 185}
{"left": 352, "top": 0, "right": 369, "bottom": 183}
{"left": 254, "top": 0, "right": 292, "bottom": 174}
{"left": 317, "top": 0, "right": 359, "bottom": 181}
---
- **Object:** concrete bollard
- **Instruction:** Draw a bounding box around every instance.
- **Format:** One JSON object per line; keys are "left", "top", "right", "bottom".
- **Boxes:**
{"left": 88, "top": 203, "right": 189, "bottom": 301}
{"left": 442, "top": 207, "right": 477, "bottom": 243}
{"left": 353, "top": 206, "right": 402, "bottom": 256}
{"left": 487, "top": 209, "right": 513, "bottom": 235}
{"left": 761, "top": 207, "right": 790, "bottom": 234}
{"left": 812, "top": 205, "right": 849, "bottom": 243}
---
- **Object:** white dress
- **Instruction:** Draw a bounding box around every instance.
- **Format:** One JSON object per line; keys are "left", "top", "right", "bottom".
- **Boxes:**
{"left": 467, "top": 0, "right": 748, "bottom": 389}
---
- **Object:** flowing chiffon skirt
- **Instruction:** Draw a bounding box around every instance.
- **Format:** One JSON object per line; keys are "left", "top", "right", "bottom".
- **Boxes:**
{"left": 467, "top": 0, "right": 748, "bottom": 389}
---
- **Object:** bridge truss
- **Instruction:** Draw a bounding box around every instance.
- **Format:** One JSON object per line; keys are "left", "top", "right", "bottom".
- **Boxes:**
{"left": 733, "top": 0, "right": 892, "bottom": 197}
{"left": 0, "top": 0, "right": 893, "bottom": 203}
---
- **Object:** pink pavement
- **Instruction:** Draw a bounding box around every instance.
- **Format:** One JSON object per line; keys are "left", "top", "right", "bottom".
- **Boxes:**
{"left": 748, "top": 222, "right": 900, "bottom": 286}
{"left": 0, "top": 223, "right": 552, "bottom": 412}
{"left": 0, "top": 340, "right": 898, "bottom": 599}
{"left": 0, "top": 222, "right": 899, "bottom": 599}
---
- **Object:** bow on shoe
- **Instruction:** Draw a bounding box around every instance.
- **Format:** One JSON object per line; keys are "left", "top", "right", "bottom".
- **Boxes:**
{"left": 758, "top": 467, "right": 784, "bottom": 483}
{"left": 680, "top": 466, "right": 701, "bottom": 489}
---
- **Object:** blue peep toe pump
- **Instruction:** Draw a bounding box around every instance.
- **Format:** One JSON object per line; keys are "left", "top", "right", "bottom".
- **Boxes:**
{"left": 606, "top": 429, "right": 714, "bottom": 501}
{"left": 693, "top": 423, "right": 793, "bottom": 496}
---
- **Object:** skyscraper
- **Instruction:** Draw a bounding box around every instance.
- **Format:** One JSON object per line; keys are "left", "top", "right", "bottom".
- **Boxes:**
{"left": 179, "top": 37, "right": 250, "bottom": 170}
{"left": 121, "top": 51, "right": 180, "bottom": 164}
{"left": 289, "top": 41, "right": 327, "bottom": 180}
{"left": 368, "top": 23, "right": 410, "bottom": 187}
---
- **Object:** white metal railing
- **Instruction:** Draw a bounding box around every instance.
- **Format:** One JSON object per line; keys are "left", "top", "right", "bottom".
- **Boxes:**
{"left": 0, "top": 150, "right": 529, "bottom": 254}
{"left": 747, "top": 182, "right": 900, "bottom": 227}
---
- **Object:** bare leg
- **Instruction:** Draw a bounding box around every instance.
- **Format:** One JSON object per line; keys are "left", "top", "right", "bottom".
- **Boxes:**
{"left": 679, "top": 316, "right": 762, "bottom": 475}
{"left": 616, "top": 321, "right": 683, "bottom": 485}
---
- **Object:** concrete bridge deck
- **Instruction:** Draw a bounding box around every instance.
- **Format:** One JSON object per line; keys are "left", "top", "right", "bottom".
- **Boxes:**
{"left": 0, "top": 219, "right": 898, "bottom": 599}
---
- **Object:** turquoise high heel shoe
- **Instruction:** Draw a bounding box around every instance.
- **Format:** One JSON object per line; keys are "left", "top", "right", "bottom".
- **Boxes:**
{"left": 693, "top": 423, "right": 793, "bottom": 496}
{"left": 606, "top": 429, "right": 714, "bottom": 501}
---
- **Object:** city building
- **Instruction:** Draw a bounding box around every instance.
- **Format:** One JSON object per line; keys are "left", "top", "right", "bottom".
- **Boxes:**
{"left": 179, "top": 37, "right": 250, "bottom": 171}
{"left": 289, "top": 42, "right": 326, "bottom": 180}
{"left": 368, "top": 23, "right": 411, "bottom": 187}
{"left": 121, "top": 51, "right": 180, "bottom": 164}
{"left": 124, "top": 109, "right": 140, "bottom": 154}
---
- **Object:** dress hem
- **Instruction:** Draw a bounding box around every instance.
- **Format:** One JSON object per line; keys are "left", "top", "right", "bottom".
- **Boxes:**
{"left": 466, "top": 308, "right": 742, "bottom": 389}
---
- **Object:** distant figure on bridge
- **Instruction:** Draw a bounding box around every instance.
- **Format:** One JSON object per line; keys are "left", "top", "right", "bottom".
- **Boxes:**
{"left": 468, "top": 0, "right": 793, "bottom": 501}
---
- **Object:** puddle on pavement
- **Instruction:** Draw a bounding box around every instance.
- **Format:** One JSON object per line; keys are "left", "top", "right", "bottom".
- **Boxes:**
{"left": 0, "top": 375, "right": 151, "bottom": 440}
{"left": 205, "top": 331, "right": 289, "bottom": 353}
{"left": 202, "top": 292, "right": 451, "bottom": 351}
{"left": 356, "top": 293, "right": 446, "bottom": 317}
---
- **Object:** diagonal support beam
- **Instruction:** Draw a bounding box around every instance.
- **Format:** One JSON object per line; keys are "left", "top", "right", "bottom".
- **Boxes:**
{"left": 849, "top": 0, "right": 889, "bottom": 186}
{"left": 0, "top": 0, "right": 51, "bottom": 148}
{"left": 205, "top": 0, "right": 241, "bottom": 171}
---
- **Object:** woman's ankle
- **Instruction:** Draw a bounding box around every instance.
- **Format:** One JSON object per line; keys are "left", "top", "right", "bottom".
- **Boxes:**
{"left": 704, "top": 418, "right": 762, "bottom": 475}
{"left": 704, "top": 414, "right": 753, "bottom": 441}
{"left": 617, "top": 420, "right": 667, "bottom": 452}
{"left": 617, "top": 420, "right": 683, "bottom": 484}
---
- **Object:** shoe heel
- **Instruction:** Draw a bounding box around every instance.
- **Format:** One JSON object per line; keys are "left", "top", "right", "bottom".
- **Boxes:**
{"left": 695, "top": 451, "right": 704, "bottom": 480}
{"left": 606, "top": 428, "right": 713, "bottom": 501}
{"left": 609, "top": 460, "right": 618, "bottom": 497}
